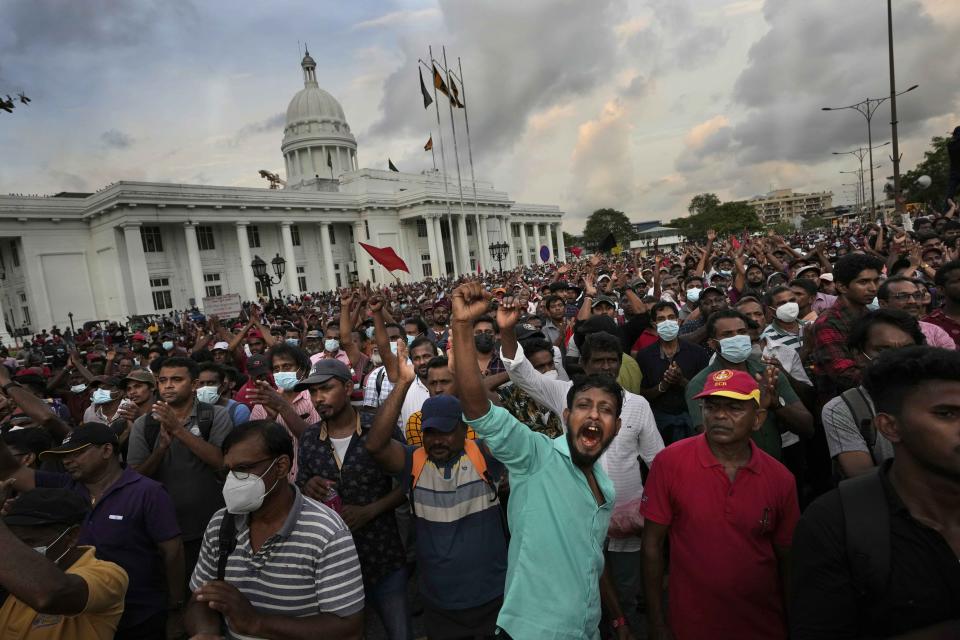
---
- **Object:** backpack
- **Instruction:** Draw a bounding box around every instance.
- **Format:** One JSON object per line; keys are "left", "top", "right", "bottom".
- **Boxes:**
{"left": 840, "top": 387, "right": 877, "bottom": 463}
{"left": 216, "top": 512, "right": 237, "bottom": 581}
{"left": 144, "top": 401, "right": 215, "bottom": 451}
{"left": 838, "top": 467, "right": 890, "bottom": 605}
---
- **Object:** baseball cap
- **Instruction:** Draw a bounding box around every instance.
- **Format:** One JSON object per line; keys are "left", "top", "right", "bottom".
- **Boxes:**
{"left": 795, "top": 265, "right": 821, "bottom": 277}
{"left": 516, "top": 323, "right": 546, "bottom": 341}
{"left": 247, "top": 329, "right": 264, "bottom": 340}
{"left": 122, "top": 369, "right": 156, "bottom": 387}
{"left": 212, "top": 341, "right": 230, "bottom": 351}
{"left": 131, "top": 332, "right": 147, "bottom": 341}
{"left": 246, "top": 354, "right": 271, "bottom": 377}
{"left": 597, "top": 274, "right": 612, "bottom": 282}
{"left": 3, "top": 488, "right": 89, "bottom": 527}
{"left": 819, "top": 273, "right": 834, "bottom": 283}
{"left": 294, "top": 359, "right": 353, "bottom": 391}
{"left": 700, "top": 285, "right": 725, "bottom": 298}
{"left": 305, "top": 330, "right": 321, "bottom": 339}
{"left": 693, "top": 369, "right": 760, "bottom": 405}
{"left": 421, "top": 395, "right": 463, "bottom": 433}
{"left": 40, "top": 422, "right": 120, "bottom": 459}
{"left": 591, "top": 295, "right": 617, "bottom": 309}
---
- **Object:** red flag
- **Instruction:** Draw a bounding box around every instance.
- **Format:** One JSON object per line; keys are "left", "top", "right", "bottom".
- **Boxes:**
{"left": 730, "top": 235, "right": 741, "bottom": 250}
{"left": 359, "top": 242, "right": 409, "bottom": 273}
{"left": 570, "top": 246, "right": 583, "bottom": 258}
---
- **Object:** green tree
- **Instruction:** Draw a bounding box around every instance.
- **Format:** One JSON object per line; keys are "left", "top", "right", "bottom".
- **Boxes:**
{"left": 900, "top": 134, "right": 950, "bottom": 208}
{"left": 582, "top": 208, "right": 638, "bottom": 249}
{"left": 802, "top": 215, "right": 829, "bottom": 231}
{"left": 563, "top": 231, "right": 577, "bottom": 248}
{"left": 688, "top": 193, "right": 721, "bottom": 216}
{"left": 669, "top": 198, "right": 762, "bottom": 240}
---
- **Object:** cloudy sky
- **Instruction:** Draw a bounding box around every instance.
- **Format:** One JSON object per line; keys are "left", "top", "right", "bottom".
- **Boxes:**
{"left": 1, "top": 0, "right": 958, "bottom": 233}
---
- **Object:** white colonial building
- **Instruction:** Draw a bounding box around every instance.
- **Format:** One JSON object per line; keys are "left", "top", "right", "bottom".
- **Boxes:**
{"left": 0, "top": 51, "right": 565, "bottom": 339}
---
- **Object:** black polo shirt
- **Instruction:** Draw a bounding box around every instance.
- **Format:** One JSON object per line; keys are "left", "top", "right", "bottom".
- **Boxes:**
{"left": 789, "top": 461, "right": 960, "bottom": 639}
{"left": 635, "top": 340, "right": 710, "bottom": 415}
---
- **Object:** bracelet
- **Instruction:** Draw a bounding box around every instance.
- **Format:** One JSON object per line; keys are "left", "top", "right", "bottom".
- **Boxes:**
{"left": 657, "top": 382, "right": 666, "bottom": 393}
{"left": 611, "top": 616, "right": 627, "bottom": 629}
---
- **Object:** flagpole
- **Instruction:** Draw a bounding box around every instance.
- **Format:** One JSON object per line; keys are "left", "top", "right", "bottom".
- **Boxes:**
{"left": 440, "top": 45, "right": 470, "bottom": 275}
{"left": 455, "top": 56, "right": 485, "bottom": 272}
{"left": 429, "top": 131, "right": 437, "bottom": 170}
{"left": 426, "top": 46, "right": 458, "bottom": 278}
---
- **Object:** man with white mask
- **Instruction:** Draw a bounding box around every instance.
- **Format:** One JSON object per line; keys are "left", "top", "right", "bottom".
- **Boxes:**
{"left": 186, "top": 420, "right": 365, "bottom": 640}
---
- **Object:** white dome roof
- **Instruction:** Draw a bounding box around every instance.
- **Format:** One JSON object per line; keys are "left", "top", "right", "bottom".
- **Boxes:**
{"left": 285, "top": 85, "right": 347, "bottom": 127}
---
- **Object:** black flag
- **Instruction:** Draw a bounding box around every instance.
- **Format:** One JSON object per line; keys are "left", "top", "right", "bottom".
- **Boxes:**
{"left": 598, "top": 232, "right": 617, "bottom": 253}
{"left": 419, "top": 68, "right": 433, "bottom": 109}
{"left": 326, "top": 152, "right": 333, "bottom": 168}
{"left": 388, "top": 159, "right": 399, "bottom": 172}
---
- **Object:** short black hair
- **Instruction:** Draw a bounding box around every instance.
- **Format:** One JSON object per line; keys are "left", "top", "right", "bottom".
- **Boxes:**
{"left": 833, "top": 253, "right": 884, "bottom": 286}
{"left": 222, "top": 419, "right": 294, "bottom": 461}
{"left": 266, "top": 343, "right": 311, "bottom": 373}
{"left": 581, "top": 331, "right": 622, "bottom": 361}
{"left": 846, "top": 309, "right": 924, "bottom": 351}
{"left": 426, "top": 356, "right": 449, "bottom": 372}
{"left": 521, "top": 338, "right": 553, "bottom": 360}
{"left": 934, "top": 259, "right": 960, "bottom": 287}
{"left": 473, "top": 315, "right": 498, "bottom": 331}
{"left": 764, "top": 285, "right": 792, "bottom": 307}
{"left": 877, "top": 276, "right": 919, "bottom": 301}
{"left": 788, "top": 277, "right": 818, "bottom": 296}
{"left": 862, "top": 346, "right": 960, "bottom": 416}
{"left": 384, "top": 322, "right": 404, "bottom": 335}
{"left": 650, "top": 301, "right": 679, "bottom": 321}
{"left": 198, "top": 362, "right": 225, "bottom": 383}
{"left": 706, "top": 309, "right": 750, "bottom": 339}
{"left": 543, "top": 294, "right": 563, "bottom": 309}
{"left": 158, "top": 356, "right": 199, "bottom": 380}
{"left": 403, "top": 317, "right": 430, "bottom": 335}
{"left": 2, "top": 427, "right": 53, "bottom": 456}
{"left": 734, "top": 296, "right": 764, "bottom": 310}
{"left": 567, "top": 374, "right": 623, "bottom": 418}
{"left": 410, "top": 336, "right": 437, "bottom": 355}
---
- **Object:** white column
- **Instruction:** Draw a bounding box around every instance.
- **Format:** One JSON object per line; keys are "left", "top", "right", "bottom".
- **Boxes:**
{"left": 500, "top": 218, "right": 514, "bottom": 269}
{"left": 234, "top": 222, "right": 258, "bottom": 301}
{"left": 319, "top": 222, "right": 336, "bottom": 291}
{"left": 279, "top": 221, "right": 301, "bottom": 296}
{"left": 353, "top": 220, "right": 371, "bottom": 284}
{"left": 183, "top": 223, "right": 206, "bottom": 308}
{"left": 396, "top": 222, "right": 411, "bottom": 283}
{"left": 0, "top": 295, "right": 12, "bottom": 346}
{"left": 532, "top": 222, "right": 543, "bottom": 264}
{"left": 518, "top": 221, "right": 530, "bottom": 266}
{"left": 478, "top": 215, "right": 490, "bottom": 273}
{"left": 424, "top": 215, "right": 440, "bottom": 278}
{"left": 555, "top": 223, "right": 567, "bottom": 263}
{"left": 456, "top": 215, "right": 471, "bottom": 273}
{"left": 121, "top": 223, "right": 155, "bottom": 314}
{"left": 434, "top": 216, "right": 449, "bottom": 276}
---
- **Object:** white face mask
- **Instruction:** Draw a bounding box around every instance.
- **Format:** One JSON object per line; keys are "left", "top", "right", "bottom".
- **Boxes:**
{"left": 222, "top": 458, "right": 280, "bottom": 514}
{"left": 196, "top": 386, "right": 221, "bottom": 405}
{"left": 542, "top": 369, "right": 559, "bottom": 380}
{"left": 686, "top": 288, "right": 702, "bottom": 304}
{"left": 34, "top": 526, "right": 73, "bottom": 563}
{"left": 70, "top": 384, "right": 87, "bottom": 394}
{"left": 324, "top": 339, "right": 340, "bottom": 353}
{"left": 273, "top": 371, "right": 299, "bottom": 391}
{"left": 91, "top": 388, "right": 115, "bottom": 405}
{"left": 775, "top": 302, "right": 800, "bottom": 323}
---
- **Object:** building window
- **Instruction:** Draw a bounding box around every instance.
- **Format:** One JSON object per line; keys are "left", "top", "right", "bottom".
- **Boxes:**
{"left": 247, "top": 225, "right": 261, "bottom": 248}
{"left": 297, "top": 265, "right": 307, "bottom": 291}
{"left": 0, "top": 247, "right": 5, "bottom": 271}
{"left": 11, "top": 241, "right": 20, "bottom": 267}
{"left": 141, "top": 226, "right": 163, "bottom": 253}
{"left": 364, "top": 220, "right": 370, "bottom": 240}
{"left": 334, "top": 264, "right": 342, "bottom": 288}
{"left": 328, "top": 225, "right": 336, "bottom": 245}
{"left": 421, "top": 254, "right": 432, "bottom": 277}
{"left": 417, "top": 219, "right": 428, "bottom": 238}
{"left": 369, "top": 260, "right": 376, "bottom": 284}
{"left": 466, "top": 219, "right": 473, "bottom": 236}
{"left": 204, "top": 273, "right": 222, "bottom": 297}
{"left": 150, "top": 277, "right": 173, "bottom": 310}
{"left": 469, "top": 250, "right": 476, "bottom": 271}
{"left": 255, "top": 280, "right": 265, "bottom": 297}
{"left": 18, "top": 292, "right": 26, "bottom": 303}
{"left": 196, "top": 225, "right": 215, "bottom": 251}
{"left": 291, "top": 225, "right": 301, "bottom": 246}
{"left": 21, "top": 306, "right": 30, "bottom": 325}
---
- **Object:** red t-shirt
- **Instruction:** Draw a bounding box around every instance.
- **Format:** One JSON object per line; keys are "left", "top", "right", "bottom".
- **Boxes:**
{"left": 640, "top": 434, "right": 799, "bottom": 640}
{"left": 631, "top": 329, "right": 659, "bottom": 354}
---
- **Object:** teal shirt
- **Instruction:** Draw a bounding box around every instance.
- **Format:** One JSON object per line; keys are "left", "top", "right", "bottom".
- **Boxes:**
{"left": 465, "top": 403, "right": 614, "bottom": 640}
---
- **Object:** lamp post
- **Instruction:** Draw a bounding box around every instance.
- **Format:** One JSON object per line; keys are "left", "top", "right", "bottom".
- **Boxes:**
{"left": 251, "top": 253, "right": 286, "bottom": 302}
{"left": 821, "top": 85, "right": 918, "bottom": 217}
{"left": 833, "top": 142, "right": 890, "bottom": 219}
{"left": 67, "top": 312, "right": 75, "bottom": 335}
{"left": 488, "top": 241, "right": 509, "bottom": 273}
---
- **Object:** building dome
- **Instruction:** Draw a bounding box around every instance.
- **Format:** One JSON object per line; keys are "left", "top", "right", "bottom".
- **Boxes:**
{"left": 281, "top": 47, "right": 358, "bottom": 190}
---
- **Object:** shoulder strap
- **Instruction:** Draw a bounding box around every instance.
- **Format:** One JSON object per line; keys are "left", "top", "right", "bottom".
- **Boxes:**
{"left": 410, "top": 447, "right": 429, "bottom": 490}
{"left": 463, "top": 440, "right": 490, "bottom": 485}
{"left": 375, "top": 369, "right": 386, "bottom": 398}
{"left": 216, "top": 512, "right": 238, "bottom": 581}
{"left": 840, "top": 387, "right": 877, "bottom": 453}
{"left": 838, "top": 468, "right": 890, "bottom": 600}
{"left": 197, "top": 401, "right": 215, "bottom": 440}
{"left": 144, "top": 414, "right": 160, "bottom": 453}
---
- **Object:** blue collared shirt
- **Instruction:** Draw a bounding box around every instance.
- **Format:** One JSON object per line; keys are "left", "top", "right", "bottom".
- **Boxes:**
{"left": 465, "top": 403, "right": 614, "bottom": 640}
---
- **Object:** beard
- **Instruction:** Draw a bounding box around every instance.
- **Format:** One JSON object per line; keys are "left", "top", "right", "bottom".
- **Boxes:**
{"left": 565, "top": 428, "right": 609, "bottom": 468}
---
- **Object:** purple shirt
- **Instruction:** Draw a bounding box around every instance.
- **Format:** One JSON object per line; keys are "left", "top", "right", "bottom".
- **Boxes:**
{"left": 35, "top": 467, "right": 181, "bottom": 629}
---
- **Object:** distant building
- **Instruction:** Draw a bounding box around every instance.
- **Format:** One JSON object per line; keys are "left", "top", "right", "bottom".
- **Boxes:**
{"left": 629, "top": 225, "right": 683, "bottom": 255}
{"left": 747, "top": 189, "right": 833, "bottom": 226}
{"left": 631, "top": 221, "right": 662, "bottom": 235}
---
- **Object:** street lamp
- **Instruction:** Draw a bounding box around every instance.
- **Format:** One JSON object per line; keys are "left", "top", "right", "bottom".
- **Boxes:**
{"left": 251, "top": 253, "right": 286, "bottom": 301}
{"left": 833, "top": 142, "right": 890, "bottom": 219}
{"left": 488, "top": 241, "right": 509, "bottom": 273}
{"left": 821, "top": 84, "right": 918, "bottom": 217}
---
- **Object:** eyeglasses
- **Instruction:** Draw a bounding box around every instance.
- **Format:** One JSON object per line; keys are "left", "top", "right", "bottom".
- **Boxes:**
{"left": 226, "top": 457, "right": 274, "bottom": 480}
{"left": 888, "top": 292, "right": 924, "bottom": 301}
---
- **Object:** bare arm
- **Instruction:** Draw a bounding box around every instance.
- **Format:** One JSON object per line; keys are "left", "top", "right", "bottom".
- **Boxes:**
{"left": 835, "top": 451, "right": 876, "bottom": 479}
{"left": 451, "top": 284, "right": 494, "bottom": 420}
{"left": 369, "top": 296, "right": 399, "bottom": 383}
{"left": 364, "top": 360, "right": 414, "bottom": 476}
{"left": 0, "top": 368, "right": 69, "bottom": 442}
{"left": 642, "top": 520, "right": 672, "bottom": 640}
{"left": 158, "top": 536, "right": 186, "bottom": 610}
{"left": 338, "top": 290, "right": 364, "bottom": 369}
{"left": 774, "top": 544, "right": 791, "bottom": 610}
{"left": 0, "top": 520, "right": 89, "bottom": 615}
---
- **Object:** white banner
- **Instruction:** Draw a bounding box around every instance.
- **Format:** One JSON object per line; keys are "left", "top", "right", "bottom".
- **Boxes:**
{"left": 202, "top": 293, "right": 242, "bottom": 318}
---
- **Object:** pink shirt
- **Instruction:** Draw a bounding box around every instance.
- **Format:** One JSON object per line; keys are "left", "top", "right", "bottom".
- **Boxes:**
{"left": 250, "top": 390, "right": 320, "bottom": 481}
{"left": 920, "top": 321, "right": 957, "bottom": 350}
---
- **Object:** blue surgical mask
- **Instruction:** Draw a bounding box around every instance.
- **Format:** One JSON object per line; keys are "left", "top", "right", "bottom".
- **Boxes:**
{"left": 719, "top": 270, "right": 732, "bottom": 278}
{"left": 365, "top": 326, "right": 375, "bottom": 339}
{"left": 866, "top": 297, "right": 880, "bottom": 311}
{"left": 717, "top": 334, "right": 753, "bottom": 364}
{"left": 285, "top": 338, "right": 300, "bottom": 347}
{"left": 656, "top": 320, "right": 680, "bottom": 342}
{"left": 69, "top": 383, "right": 87, "bottom": 394}
{"left": 390, "top": 342, "right": 398, "bottom": 355}
{"left": 686, "top": 288, "right": 702, "bottom": 303}
{"left": 196, "top": 386, "right": 221, "bottom": 404}
{"left": 273, "top": 371, "right": 299, "bottom": 391}
{"left": 406, "top": 335, "right": 416, "bottom": 346}
{"left": 91, "top": 388, "right": 114, "bottom": 405}
{"left": 324, "top": 339, "right": 340, "bottom": 353}
{"left": 162, "top": 340, "right": 174, "bottom": 351}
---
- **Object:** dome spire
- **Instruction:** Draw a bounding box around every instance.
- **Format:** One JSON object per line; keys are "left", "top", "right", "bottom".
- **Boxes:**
{"left": 301, "top": 44, "right": 318, "bottom": 88}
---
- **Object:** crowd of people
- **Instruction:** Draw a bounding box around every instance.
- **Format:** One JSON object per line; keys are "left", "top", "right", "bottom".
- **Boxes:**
{"left": 0, "top": 208, "right": 957, "bottom": 640}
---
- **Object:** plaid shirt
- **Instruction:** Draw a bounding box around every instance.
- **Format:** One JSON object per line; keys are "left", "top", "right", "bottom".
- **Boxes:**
{"left": 811, "top": 297, "right": 866, "bottom": 398}
{"left": 405, "top": 409, "right": 477, "bottom": 447}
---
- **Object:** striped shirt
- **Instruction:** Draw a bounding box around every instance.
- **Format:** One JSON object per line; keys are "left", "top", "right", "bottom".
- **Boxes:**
{"left": 190, "top": 486, "right": 364, "bottom": 637}
{"left": 760, "top": 320, "right": 807, "bottom": 351}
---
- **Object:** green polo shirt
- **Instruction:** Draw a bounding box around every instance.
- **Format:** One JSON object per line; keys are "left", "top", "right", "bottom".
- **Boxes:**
{"left": 465, "top": 403, "right": 613, "bottom": 640}
{"left": 684, "top": 358, "right": 799, "bottom": 459}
